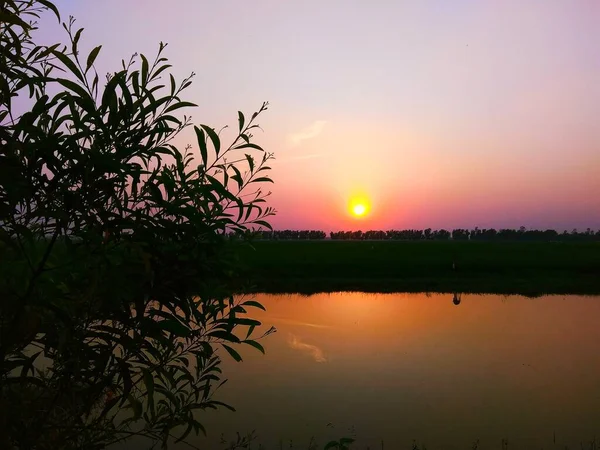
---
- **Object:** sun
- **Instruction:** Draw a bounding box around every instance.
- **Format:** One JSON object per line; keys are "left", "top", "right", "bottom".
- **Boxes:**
{"left": 349, "top": 196, "right": 370, "bottom": 218}
{"left": 352, "top": 204, "right": 367, "bottom": 217}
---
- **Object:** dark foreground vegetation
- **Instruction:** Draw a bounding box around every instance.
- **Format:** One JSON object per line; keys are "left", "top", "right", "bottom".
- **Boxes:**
{"left": 1, "top": 1, "right": 275, "bottom": 448}
{"left": 239, "top": 240, "right": 600, "bottom": 295}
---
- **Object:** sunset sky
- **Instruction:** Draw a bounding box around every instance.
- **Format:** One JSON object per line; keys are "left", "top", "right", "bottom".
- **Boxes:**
{"left": 42, "top": 1, "right": 599, "bottom": 231}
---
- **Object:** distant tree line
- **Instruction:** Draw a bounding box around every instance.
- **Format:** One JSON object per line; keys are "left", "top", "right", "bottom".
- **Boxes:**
{"left": 330, "top": 229, "right": 453, "bottom": 240}
{"left": 249, "top": 230, "right": 328, "bottom": 240}
{"left": 456, "top": 227, "right": 600, "bottom": 242}
{"left": 243, "top": 228, "right": 600, "bottom": 241}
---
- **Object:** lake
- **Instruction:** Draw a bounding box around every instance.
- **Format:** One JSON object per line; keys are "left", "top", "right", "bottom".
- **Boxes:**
{"left": 191, "top": 292, "right": 600, "bottom": 449}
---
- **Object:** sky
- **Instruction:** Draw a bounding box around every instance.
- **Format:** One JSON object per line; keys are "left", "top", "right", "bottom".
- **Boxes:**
{"left": 40, "top": 1, "right": 600, "bottom": 231}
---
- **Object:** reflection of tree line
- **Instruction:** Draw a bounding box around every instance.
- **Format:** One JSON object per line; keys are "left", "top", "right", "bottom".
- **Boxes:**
{"left": 249, "top": 227, "right": 600, "bottom": 241}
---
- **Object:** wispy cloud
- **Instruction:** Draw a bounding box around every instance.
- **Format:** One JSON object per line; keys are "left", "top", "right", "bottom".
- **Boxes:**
{"left": 288, "top": 120, "right": 327, "bottom": 146}
{"left": 287, "top": 333, "right": 327, "bottom": 363}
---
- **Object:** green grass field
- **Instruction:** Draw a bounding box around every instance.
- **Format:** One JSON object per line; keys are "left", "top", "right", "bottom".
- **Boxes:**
{"left": 238, "top": 240, "right": 600, "bottom": 295}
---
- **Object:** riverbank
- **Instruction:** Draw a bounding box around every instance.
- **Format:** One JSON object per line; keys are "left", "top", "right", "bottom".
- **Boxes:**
{"left": 238, "top": 241, "right": 600, "bottom": 296}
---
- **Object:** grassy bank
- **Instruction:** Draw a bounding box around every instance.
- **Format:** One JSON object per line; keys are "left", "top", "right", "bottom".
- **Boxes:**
{"left": 238, "top": 240, "right": 600, "bottom": 295}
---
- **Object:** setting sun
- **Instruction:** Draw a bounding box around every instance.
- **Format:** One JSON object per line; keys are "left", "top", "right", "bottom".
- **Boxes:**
{"left": 349, "top": 196, "right": 370, "bottom": 218}
{"left": 353, "top": 204, "right": 367, "bottom": 217}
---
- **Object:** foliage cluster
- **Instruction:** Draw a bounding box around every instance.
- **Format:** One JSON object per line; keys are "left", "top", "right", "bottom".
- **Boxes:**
{"left": 1, "top": 1, "right": 275, "bottom": 448}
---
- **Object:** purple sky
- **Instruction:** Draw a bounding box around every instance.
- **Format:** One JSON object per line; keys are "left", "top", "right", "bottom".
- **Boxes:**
{"left": 41, "top": 1, "right": 600, "bottom": 230}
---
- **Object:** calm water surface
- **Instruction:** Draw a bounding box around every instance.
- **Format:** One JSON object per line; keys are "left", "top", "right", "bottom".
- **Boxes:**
{"left": 192, "top": 292, "right": 600, "bottom": 449}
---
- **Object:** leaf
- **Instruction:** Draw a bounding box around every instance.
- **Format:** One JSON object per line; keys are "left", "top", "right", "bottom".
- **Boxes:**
{"left": 170, "top": 73, "right": 176, "bottom": 95}
{"left": 200, "top": 124, "right": 221, "bottom": 157}
{"left": 157, "top": 384, "right": 181, "bottom": 407}
{"left": 192, "top": 420, "right": 207, "bottom": 437}
{"left": 340, "top": 438, "right": 355, "bottom": 446}
{"left": 241, "top": 300, "right": 266, "bottom": 311}
{"left": 52, "top": 49, "right": 84, "bottom": 81}
{"left": 72, "top": 28, "right": 83, "bottom": 55}
{"left": 221, "top": 344, "right": 242, "bottom": 362}
{"left": 141, "top": 54, "right": 149, "bottom": 85}
{"left": 245, "top": 154, "right": 254, "bottom": 172}
{"left": 230, "top": 165, "right": 243, "bottom": 189}
{"left": 231, "top": 318, "right": 261, "bottom": 326}
{"left": 237, "top": 111, "right": 245, "bottom": 132}
{"left": 195, "top": 126, "right": 208, "bottom": 165}
{"left": 150, "top": 63, "right": 172, "bottom": 81}
{"left": 142, "top": 369, "right": 154, "bottom": 412}
{"left": 253, "top": 220, "right": 272, "bottom": 230}
{"left": 158, "top": 318, "right": 191, "bottom": 337}
{"left": 101, "top": 71, "right": 124, "bottom": 112}
{"left": 243, "top": 340, "right": 265, "bottom": 354}
{"left": 147, "top": 183, "right": 163, "bottom": 202}
{"left": 31, "top": 94, "right": 49, "bottom": 115}
{"left": 118, "top": 360, "right": 133, "bottom": 406}
{"left": 235, "top": 197, "right": 245, "bottom": 222}
{"left": 86, "top": 45, "right": 101, "bottom": 73}
{"left": 244, "top": 204, "right": 254, "bottom": 222}
{"left": 55, "top": 78, "right": 90, "bottom": 100}
{"left": 209, "top": 330, "right": 240, "bottom": 343}
{"left": 234, "top": 142, "right": 264, "bottom": 151}
{"left": 34, "top": 43, "right": 60, "bottom": 61}
{"left": 88, "top": 77, "right": 99, "bottom": 100}
{"left": 164, "top": 101, "right": 197, "bottom": 113}
{"left": 175, "top": 422, "right": 195, "bottom": 443}
{"left": 19, "top": 351, "right": 41, "bottom": 377}
{"left": 324, "top": 442, "right": 340, "bottom": 450}
{"left": 249, "top": 176, "right": 274, "bottom": 184}
{"left": 37, "top": 0, "right": 61, "bottom": 20}
{"left": 0, "top": 11, "right": 29, "bottom": 28}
